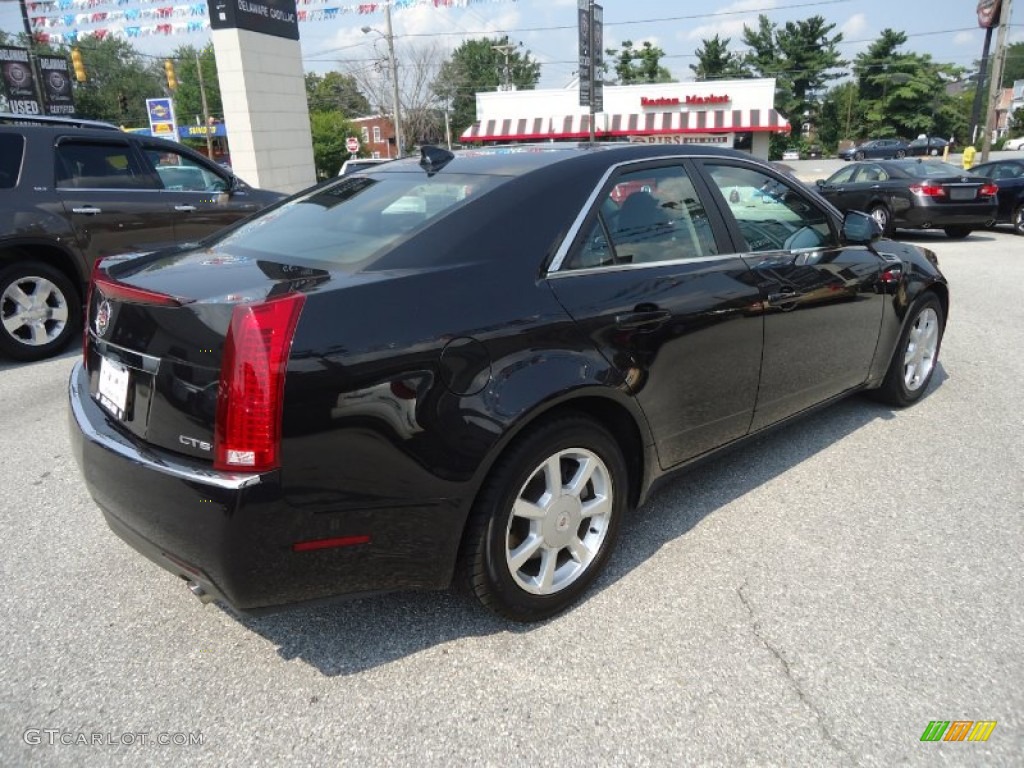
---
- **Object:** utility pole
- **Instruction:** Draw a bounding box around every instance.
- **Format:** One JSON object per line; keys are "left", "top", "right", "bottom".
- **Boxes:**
{"left": 969, "top": 27, "right": 994, "bottom": 144}
{"left": 981, "top": 0, "right": 1014, "bottom": 163}
{"left": 492, "top": 39, "right": 517, "bottom": 91}
{"left": 384, "top": 4, "right": 402, "bottom": 157}
{"left": 195, "top": 51, "right": 215, "bottom": 162}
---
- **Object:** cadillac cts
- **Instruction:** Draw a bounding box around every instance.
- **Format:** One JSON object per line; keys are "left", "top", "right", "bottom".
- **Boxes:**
{"left": 69, "top": 144, "right": 948, "bottom": 621}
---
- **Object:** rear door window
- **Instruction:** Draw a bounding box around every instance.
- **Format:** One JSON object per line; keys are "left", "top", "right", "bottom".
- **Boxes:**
{"left": 55, "top": 140, "right": 155, "bottom": 189}
{"left": 0, "top": 133, "right": 24, "bottom": 188}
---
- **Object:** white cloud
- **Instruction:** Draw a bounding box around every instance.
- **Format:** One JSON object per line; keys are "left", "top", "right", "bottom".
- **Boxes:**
{"left": 953, "top": 31, "right": 978, "bottom": 47}
{"left": 681, "top": 0, "right": 778, "bottom": 43}
{"left": 840, "top": 13, "right": 868, "bottom": 39}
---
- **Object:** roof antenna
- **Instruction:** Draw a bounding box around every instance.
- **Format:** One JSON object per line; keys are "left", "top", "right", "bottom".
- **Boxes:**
{"left": 419, "top": 145, "right": 455, "bottom": 175}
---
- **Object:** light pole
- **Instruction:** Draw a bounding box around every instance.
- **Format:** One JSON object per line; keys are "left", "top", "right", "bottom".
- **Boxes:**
{"left": 362, "top": 4, "right": 403, "bottom": 157}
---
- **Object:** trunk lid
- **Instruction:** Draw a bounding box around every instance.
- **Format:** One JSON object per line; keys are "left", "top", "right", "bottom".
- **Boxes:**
{"left": 84, "top": 247, "right": 329, "bottom": 462}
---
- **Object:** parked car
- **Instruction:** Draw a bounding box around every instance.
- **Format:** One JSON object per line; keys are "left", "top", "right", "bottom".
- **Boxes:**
{"left": 970, "top": 158, "right": 1024, "bottom": 234}
{"left": 815, "top": 159, "right": 998, "bottom": 237}
{"left": 69, "top": 143, "right": 949, "bottom": 622}
{"left": 1003, "top": 136, "right": 1024, "bottom": 151}
{"left": 0, "top": 114, "right": 285, "bottom": 361}
{"left": 907, "top": 137, "right": 949, "bottom": 157}
{"left": 839, "top": 139, "right": 909, "bottom": 161}
{"left": 339, "top": 157, "right": 391, "bottom": 176}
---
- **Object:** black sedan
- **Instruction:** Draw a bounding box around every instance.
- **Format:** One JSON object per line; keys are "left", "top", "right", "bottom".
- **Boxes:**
{"left": 970, "top": 158, "right": 1024, "bottom": 234}
{"left": 69, "top": 144, "right": 949, "bottom": 622}
{"left": 815, "top": 159, "right": 998, "bottom": 238}
{"left": 839, "top": 139, "right": 909, "bottom": 161}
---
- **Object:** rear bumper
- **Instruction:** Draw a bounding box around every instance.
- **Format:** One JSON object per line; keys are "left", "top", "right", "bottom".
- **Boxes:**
{"left": 897, "top": 201, "right": 997, "bottom": 228}
{"left": 68, "top": 361, "right": 456, "bottom": 612}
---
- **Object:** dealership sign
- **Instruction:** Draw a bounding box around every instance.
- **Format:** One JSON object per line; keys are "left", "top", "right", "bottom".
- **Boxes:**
{"left": 207, "top": 0, "right": 299, "bottom": 40}
{"left": 0, "top": 46, "right": 42, "bottom": 116}
{"left": 37, "top": 56, "right": 75, "bottom": 116}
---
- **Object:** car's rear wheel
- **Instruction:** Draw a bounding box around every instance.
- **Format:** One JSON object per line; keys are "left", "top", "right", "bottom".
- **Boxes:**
{"left": 462, "top": 416, "right": 627, "bottom": 622}
{"left": 944, "top": 225, "right": 972, "bottom": 239}
{"left": 869, "top": 204, "right": 893, "bottom": 236}
{"left": 1013, "top": 204, "right": 1024, "bottom": 235}
{"left": 0, "top": 260, "right": 80, "bottom": 361}
{"left": 872, "top": 292, "right": 944, "bottom": 407}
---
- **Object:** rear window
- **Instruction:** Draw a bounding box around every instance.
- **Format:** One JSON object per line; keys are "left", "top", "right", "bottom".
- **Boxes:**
{"left": 901, "top": 161, "right": 966, "bottom": 179}
{"left": 212, "top": 172, "right": 504, "bottom": 266}
{"left": 0, "top": 134, "right": 24, "bottom": 188}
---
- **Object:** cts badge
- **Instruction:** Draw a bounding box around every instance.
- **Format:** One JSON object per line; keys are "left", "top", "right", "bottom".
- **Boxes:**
{"left": 94, "top": 299, "right": 111, "bottom": 337}
{"left": 179, "top": 435, "right": 212, "bottom": 452}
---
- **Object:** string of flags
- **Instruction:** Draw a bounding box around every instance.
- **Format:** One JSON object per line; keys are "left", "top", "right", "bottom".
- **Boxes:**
{"left": 29, "top": 0, "right": 517, "bottom": 42}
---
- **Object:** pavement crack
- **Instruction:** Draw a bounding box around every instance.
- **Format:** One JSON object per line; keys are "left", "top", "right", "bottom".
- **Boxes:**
{"left": 738, "top": 579, "right": 857, "bottom": 767}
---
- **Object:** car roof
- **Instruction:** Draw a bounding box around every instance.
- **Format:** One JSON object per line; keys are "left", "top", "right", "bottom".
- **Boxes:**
{"left": 370, "top": 142, "right": 751, "bottom": 178}
{"left": 0, "top": 113, "right": 120, "bottom": 131}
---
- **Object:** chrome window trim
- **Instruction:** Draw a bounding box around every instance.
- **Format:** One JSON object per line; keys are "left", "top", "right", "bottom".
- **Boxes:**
{"left": 546, "top": 152, "right": 793, "bottom": 276}
{"left": 547, "top": 251, "right": 744, "bottom": 279}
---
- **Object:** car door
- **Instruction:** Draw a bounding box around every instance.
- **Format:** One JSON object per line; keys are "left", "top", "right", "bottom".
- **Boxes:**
{"left": 547, "top": 161, "right": 764, "bottom": 469}
{"left": 815, "top": 165, "right": 859, "bottom": 211}
{"left": 137, "top": 140, "right": 261, "bottom": 243}
{"left": 696, "top": 160, "right": 887, "bottom": 430}
{"left": 972, "top": 161, "right": 1024, "bottom": 221}
{"left": 54, "top": 137, "right": 174, "bottom": 262}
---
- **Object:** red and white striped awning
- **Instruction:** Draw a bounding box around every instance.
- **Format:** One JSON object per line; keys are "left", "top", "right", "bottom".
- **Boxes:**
{"left": 461, "top": 109, "right": 790, "bottom": 142}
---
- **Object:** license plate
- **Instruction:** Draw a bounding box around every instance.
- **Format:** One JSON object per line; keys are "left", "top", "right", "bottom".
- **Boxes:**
{"left": 97, "top": 357, "right": 130, "bottom": 419}
{"left": 949, "top": 187, "right": 976, "bottom": 201}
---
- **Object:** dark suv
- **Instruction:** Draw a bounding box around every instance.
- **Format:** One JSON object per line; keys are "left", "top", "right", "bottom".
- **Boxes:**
{"left": 0, "top": 114, "right": 285, "bottom": 361}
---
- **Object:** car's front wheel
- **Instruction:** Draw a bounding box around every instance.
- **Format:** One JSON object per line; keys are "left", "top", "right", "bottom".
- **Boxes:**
{"left": 854, "top": 151, "right": 865, "bottom": 160}
{"left": 0, "top": 260, "right": 80, "bottom": 361}
{"left": 869, "top": 204, "right": 893, "bottom": 236}
{"left": 463, "top": 416, "right": 627, "bottom": 622}
{"left": 872, "top": 292, "right": 945, "bottom": 407}
{"left": 944, "top": 225, "right": 972, "bottom": 239}
{"left": 895, "top": 149, "right": 906, "bottom": 159}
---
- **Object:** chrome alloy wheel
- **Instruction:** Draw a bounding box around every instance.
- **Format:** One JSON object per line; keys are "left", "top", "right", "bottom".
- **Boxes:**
{"left": 505, "top": 448, "right": 613, "bottom": 595}
{"left": 1, "top": 275, "right": 69, "bottom": 347}
{"left": 903, "top": 307, "right": 939, "bottom": 391}
{"left": 870, "top": 206, "right": 889, "bottom": 231}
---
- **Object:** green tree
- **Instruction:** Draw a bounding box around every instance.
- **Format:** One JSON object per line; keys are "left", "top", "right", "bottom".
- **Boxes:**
{"left": 305, "top": 71, "right": 370, "bottom": 116}
{"left": 1001, "top": 41, "right": 1024, "bottom": 87}
{"left": 432, "top": 37, "right": 541, "bottom": 140}
{"left": 309, "top": 110, "right": 355, "bottom": 178}
{"left": 167, "top": 44, "right": 222, "bottom": 125}
{"left": 816, "top": 81, "right": 862, "bottom": 150}
{"left": 690, "top": 35, "right": 749, "bottom": 80}
{"left": 605, "top": 41, "right": 673, "bottom": 85}
{"left": 742, "top": 14, "right": 846, "bottom": 141}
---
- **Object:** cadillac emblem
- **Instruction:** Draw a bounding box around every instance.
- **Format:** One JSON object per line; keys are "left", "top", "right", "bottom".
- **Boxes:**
{"left": 94, "top": 299, "right": 112, "bottom": 337}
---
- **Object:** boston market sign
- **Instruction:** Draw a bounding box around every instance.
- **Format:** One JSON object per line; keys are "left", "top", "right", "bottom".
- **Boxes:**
{"left": 641, "top": 95, "right": 731, "bottom": 107}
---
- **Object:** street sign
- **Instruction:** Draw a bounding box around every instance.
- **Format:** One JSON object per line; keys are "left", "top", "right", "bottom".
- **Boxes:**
{"left": 577, "top": 0, "right": 591, "bottom": 107}
{"left": 346, "top": 136, "right": 360, "bottom": 154}
{"left": 592, "top": 4, "right": 604, "bottom": 112}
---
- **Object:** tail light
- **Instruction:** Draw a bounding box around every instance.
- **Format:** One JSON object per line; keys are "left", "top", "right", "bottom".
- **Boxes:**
{"left": 909, "top": 183, "right": 945, "bottom": 197}
{"left": 978, "top": 183, "right": 998, "bottom": 197}
{"left": 214, "top": 293, "right": 305, "bottom": 473}
{"left": 83, "top": 258, "right": 103, "bottom": 371}
{"left": 93, "top": 274, "right": 184, "bottom": 307}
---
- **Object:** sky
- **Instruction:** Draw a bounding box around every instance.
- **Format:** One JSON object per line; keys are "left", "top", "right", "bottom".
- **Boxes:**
{"left": 1, "top": 0, "right": 1022, "bottom": 91}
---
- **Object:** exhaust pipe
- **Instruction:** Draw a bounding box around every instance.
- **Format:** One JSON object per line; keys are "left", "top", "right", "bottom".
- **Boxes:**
{"left": 187, "top": 580, "right": 215, "bottom": 605}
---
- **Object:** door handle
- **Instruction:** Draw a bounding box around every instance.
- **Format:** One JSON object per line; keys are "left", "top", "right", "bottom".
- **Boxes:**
{"left": 71, "top": 206, "right": 101, "bottom": 215}
{"left": 174, "top": 205, "right": 198, "bottom": 212}
{"left": 767, "top": 288, "right": 800, "bottom": 305}
{"left": 614, "top": 309, "right": 671, "bottom": 330}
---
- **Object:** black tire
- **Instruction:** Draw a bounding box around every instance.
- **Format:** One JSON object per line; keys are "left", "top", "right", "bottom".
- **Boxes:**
{"left": 869, "top": 204, "right": 893, "bottom": 237}
{"left": 1013, "top": 204, "right": 1024, "bottom": 236}
{"left": 462, "top": 415, "right": 628, "bottom": 622}
{"left": 0, "top": 260, "right": 81, "bottom": 361}
{"left": 895, "top": 149, "right": 906, "bottom": 159}
{"left": 854, "top": 150, "right": 865, "bottom": 161}
{"left": 871, "top": 292, "right": 945, "bottom": 407}
{"left": 944, "top": 225, "right": 972, "bottom": 239}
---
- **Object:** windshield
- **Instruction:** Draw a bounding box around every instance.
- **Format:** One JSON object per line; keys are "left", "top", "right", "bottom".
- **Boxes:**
{"left": 900, "top": 161, "right": 968, "bottom": 178}
{"left": 210, "top": 172, "right": 503, "bottom": 266}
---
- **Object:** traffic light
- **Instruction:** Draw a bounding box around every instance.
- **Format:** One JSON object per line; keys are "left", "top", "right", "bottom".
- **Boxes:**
{"left": 70, "top": 48, "right": 86, "bottom": 82}
{"left": 164, "top": 59, "right": 177, "bottom": 90}
{"left": 118, "top": 93, "right": 128, "bottom": 113}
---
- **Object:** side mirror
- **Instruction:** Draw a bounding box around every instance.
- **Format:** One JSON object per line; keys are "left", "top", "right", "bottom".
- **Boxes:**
{"left": 815, "top": 179, "right": 826, "bottom": 188}
{"left": 841, "top": 210, "right": 882, "bottom": 244}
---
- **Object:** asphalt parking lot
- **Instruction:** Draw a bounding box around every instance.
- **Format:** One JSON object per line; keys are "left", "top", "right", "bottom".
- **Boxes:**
{"left": 1, "top": 227, "right": 1022, "bottom": 767}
